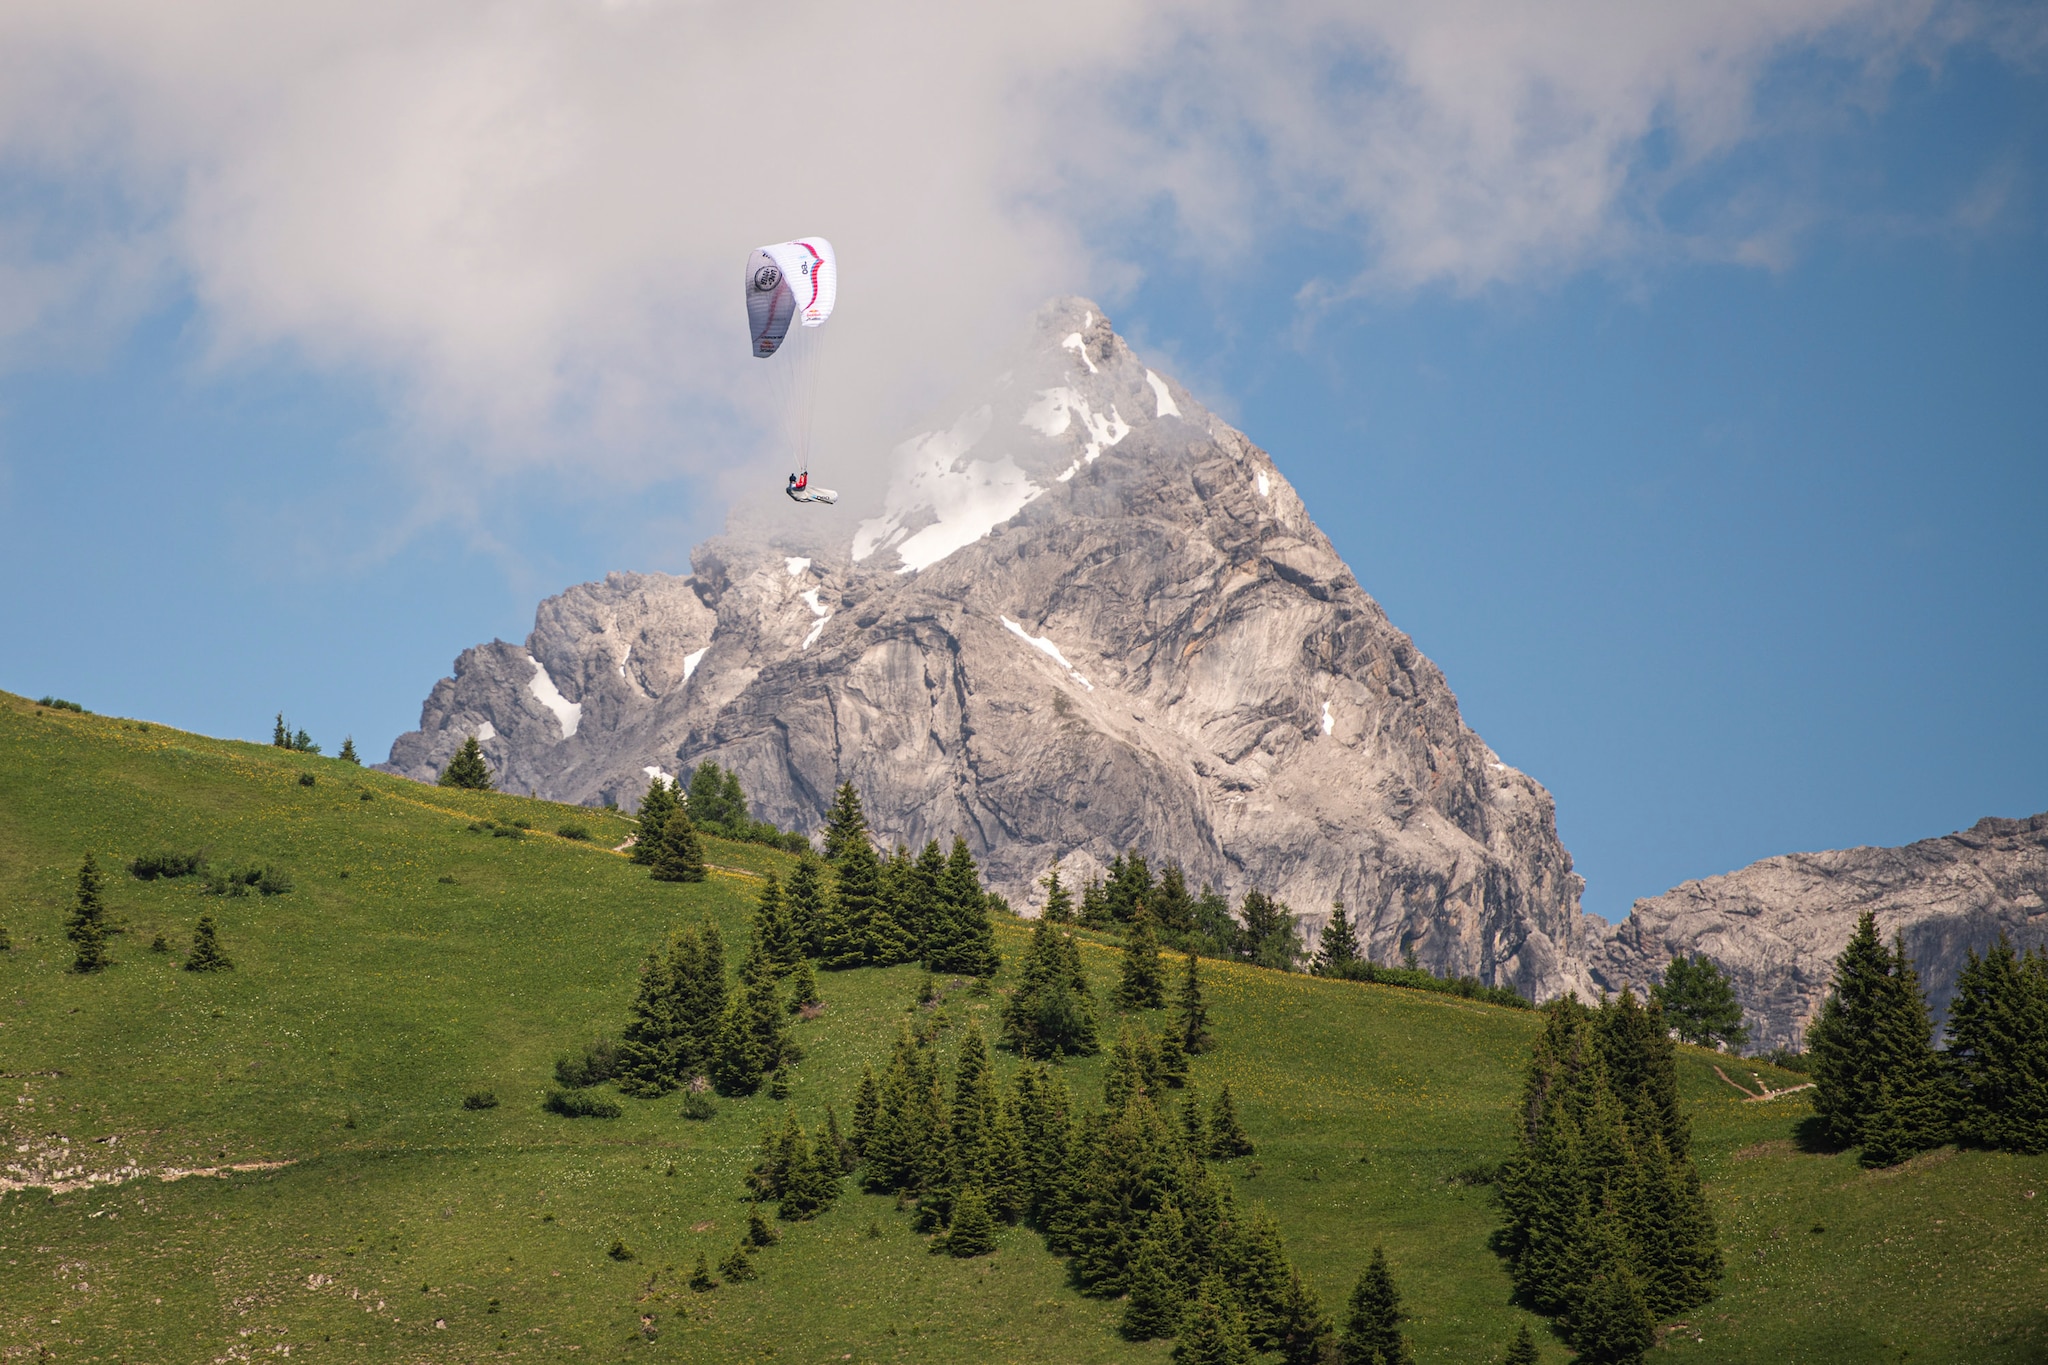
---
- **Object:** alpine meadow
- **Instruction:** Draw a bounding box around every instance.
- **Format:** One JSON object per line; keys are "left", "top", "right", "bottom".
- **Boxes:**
{"left": 2, "top": 693, "right": 2044, "bottom": 1363}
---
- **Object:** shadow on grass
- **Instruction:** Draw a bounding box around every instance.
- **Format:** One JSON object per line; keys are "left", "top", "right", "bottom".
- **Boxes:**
{"left": 1791, "top": 1115, "right": 1849, "bottom": 1156}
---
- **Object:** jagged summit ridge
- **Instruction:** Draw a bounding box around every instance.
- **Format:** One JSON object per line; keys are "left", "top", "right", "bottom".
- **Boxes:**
{"left": 382, "top": 299, "right": 1594, "bottom": 1002}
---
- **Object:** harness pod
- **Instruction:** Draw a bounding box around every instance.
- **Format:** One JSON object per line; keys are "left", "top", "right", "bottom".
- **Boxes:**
{"left": 746, "top": 238, "right": 839, "bottom": 505}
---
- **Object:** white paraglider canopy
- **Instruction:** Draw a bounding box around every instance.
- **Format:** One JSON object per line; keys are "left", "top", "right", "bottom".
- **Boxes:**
{"left": 745, "top": 237, "right": 839, "bottom": 506}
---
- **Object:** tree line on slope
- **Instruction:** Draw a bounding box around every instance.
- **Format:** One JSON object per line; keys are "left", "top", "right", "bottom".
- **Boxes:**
{"left": 1493, "top": 991, "right": 1721, "bottom": 1365}
{"left": 1040, "top": 853, "right": 1530, "bottom": 1010}
{"left": 1808, "top": 911, "right": 2048, "bottom": 1164}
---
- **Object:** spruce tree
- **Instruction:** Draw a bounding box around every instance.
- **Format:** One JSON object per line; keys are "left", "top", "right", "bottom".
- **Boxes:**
{"left": 438, "top": 735, "right": 494, "bottom": 790}
{"left": 1274, "top": 1266, "right": 1334, "bottom": 1365}
{"left": 986, "top": 1098, "right": 1029, "bottom": 1222}
{"left": 1566, "top": 1215, "right": 1655, "bottom": 1365}
{"left": 1041, "top": 858, "right": 1076, "bottom": 923}
{"left": 650, "top": 807, "right": 707, "bottom": 882}
{"left": 1946, "top": 935, "right": 2048, "bottom": 1154}
{"left": 1115, "top": 907, "right": 1168, "bottom": 1010}
{"left": 1207, "top": 1085, "right": 1254, "bottom": 1159}
{"left": 1174, "top": 1278, "right": 1254, "bottom": 1365}
{"left": 1105, "top": 850, "right": 1155, "bottom": 924}
{"left": 752, "top": 874, "right": 797, "bottom": 975}
{"left": 719, "top": 768, "right": 747, "bottom": 829}
{"left": 618, "top": 933, "right": 687, "bottom": 1096}
{"left": 688, "top": 1251, "right": 717, "bottom": 1291}
{"left": 929, "top": 837, "right": 1000, "bottom": 977}
{"left": 631, "top": 778, "right": 678, "bottom": 864}
{"left": 745, "top": 1204, "right": 780, "bottom": 1248}
{"left": 716, "top": 1243, "right": 757, "bottom": 1282}
{"left": 820, "top": 832, "right": 894, "bottom": 966}
{"left": 1810, "top": 914, "right": 1950, "bottom": 1160}
{"left": 66, "top": 853, "right": 111, "bottom": 974}
{"left": 686, "top": 761, "right": 731, "bottom": 831}
{"left": 272, "top": 713, "right": 289, "bottom": 747}
{"left": 1152, "top": 863, "right": 1196, "bottom": 936}
{"left": 1651, "top": 953, "right": 1748, "bottom": 1050}
{"left": 1080, "top": 876, "right": 1111, "bottom": 928}
{"left": 1121, "top": 1218, "right": 1187, "bottom": 1339}
{"left": 1314, "top": 901, "right": 1361, "bottom": 977}
{"left": 784, "top": 855, "right": 828, "bottom": 956}
{"left": 337, "top": 736, "right": 360, "bottom": 764}
{"left": 1176, "top": 951, "right": 1214, "bottom": 1054}
{"left": 1502, "top": 1323, "right": 1539, "bottom": 1365}
{"left": 944, "top": 1184, "right": 998, "bottom": 1257}
{"left": 784, "top": 957, "right": 820, "bottom": 1015}
{"left": 1339, "top": 1246, "right": 1413, "bottom": 1365}
{"left": 1238, "top": 889, "right": 1300, "bottom": 971}
{"left": 822, "top": 782, "right": 870, "bottom": 863}
{"left": 183, "top": 915, "right": 232, "bottom": 972}
{"left": 851, "top": 1063, "right": 881, "bottom": 1157}
{"left": 1002, "top": 918, "right": 1099, "bottom": 1058}
{"left": 1235, "top": 1208, "right": 1296, "bottom": 1351}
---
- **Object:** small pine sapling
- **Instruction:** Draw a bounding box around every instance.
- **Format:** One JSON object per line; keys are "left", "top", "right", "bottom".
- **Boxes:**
{"left": 67, "top": 854, "right": 111, "bottom": 974}
{"left": 745, "top": 1205, "right": 780, "bottom": 1248}
{"left": 438, "top": 735, "right": 494, "bottom": 791}
{"left": 1208, "top": 1084, "right": 1255, "bottom": 1159}
{"left": 716, "top": 1243, "right": 757, "bottom": 1283}
{"left": 184, "top": 915, "right": 233, "bottom": 972}
{"left": 688, "top": 1252, "right": 717, "bottom": 1291}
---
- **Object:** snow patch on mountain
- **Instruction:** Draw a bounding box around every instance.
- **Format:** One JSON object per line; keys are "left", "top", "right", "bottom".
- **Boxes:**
{"left": 682, "top": 647, "right": 708, "bottom": 682}
{"left": 1062, "top": 332, "right": 1097, "bottom": 374}
{"left": 1146, "top": 370, "right": 1180, "bottom": 419}
{"left": 784, "top": 557, "right": 811, "bottom": 577}
{"left": 526, "top": 657, "right": 582, "bottom": 739}
{"left": 1000, "top": 615, "right": 1094, "bottom": 691}
{"left": 854, "top": 405, "right": 1047, "bottom": 574}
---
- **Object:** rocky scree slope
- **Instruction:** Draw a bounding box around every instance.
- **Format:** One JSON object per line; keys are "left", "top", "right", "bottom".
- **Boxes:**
{"left": 383, "top": 298, "right": 1594, "bottom": 1001}
{"left": 1589, "top": 811, "right": 2048, "bottom": 1052}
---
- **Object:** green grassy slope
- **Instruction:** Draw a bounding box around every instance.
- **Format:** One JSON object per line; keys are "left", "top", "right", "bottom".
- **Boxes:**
{"left": 1, "top": 691, "right": 2042, "bottom": 1363}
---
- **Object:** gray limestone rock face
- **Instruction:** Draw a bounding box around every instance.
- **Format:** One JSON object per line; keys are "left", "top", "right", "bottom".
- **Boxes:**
{"left": 381, "top": 298, "right": 1596, "bottom": 1003}
{"left": 1588, "top": 812, "right": 2048, "bottom": 1051}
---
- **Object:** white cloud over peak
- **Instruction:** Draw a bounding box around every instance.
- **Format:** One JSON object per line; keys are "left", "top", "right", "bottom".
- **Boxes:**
{"left": 0, "top": 0, "right": 2009, "bottom": 501}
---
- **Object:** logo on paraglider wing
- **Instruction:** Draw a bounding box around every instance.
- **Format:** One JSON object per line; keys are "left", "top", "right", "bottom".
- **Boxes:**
{"left": 753, "top": 265, "right": 782, "bottom": 292}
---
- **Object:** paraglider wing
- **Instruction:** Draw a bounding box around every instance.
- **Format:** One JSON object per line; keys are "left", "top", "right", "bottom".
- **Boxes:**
{"left": 762, "top": 238, "right": 836, "bottom": 330}
{"left": 746, "top": 247, "right": 797, "bottom": 358}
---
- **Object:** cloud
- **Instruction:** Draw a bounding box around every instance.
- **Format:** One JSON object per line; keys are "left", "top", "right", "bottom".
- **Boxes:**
{"left": 0, "top": 0, "right": 2007, "bottom": 507}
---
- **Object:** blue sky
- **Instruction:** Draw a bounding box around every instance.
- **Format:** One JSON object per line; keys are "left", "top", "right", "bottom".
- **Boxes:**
{"left": 0, "top": 3, "right": 2042, "bottom": 921}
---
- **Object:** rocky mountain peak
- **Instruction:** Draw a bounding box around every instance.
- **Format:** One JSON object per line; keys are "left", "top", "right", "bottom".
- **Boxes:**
{"left": 382, "top": 300, "right": 1596, "bottom": 1002}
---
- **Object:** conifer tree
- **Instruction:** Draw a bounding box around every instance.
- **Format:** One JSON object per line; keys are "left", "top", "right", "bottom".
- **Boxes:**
{"left": 273, "top": 713, "right": 290, "bottom": 747}
{"left": 1041, "top": 858, "right": 1076, "bottom": 923}
{"left": 716, "top": 1243, "right": 757, "bottom": 1282}
{"left": 1273, "top": 1266, "right": 1334, "bottom": 1365}
{"left": 688, "top": 1251, "right": 717, "bottom": 1291}
{"left": 1208, "top": 1085, "right": 1254, "bottom": 1159}
{"left": 1502, "top": 1323, "right": 1539, "bottom": 1365}
{"left": 1565, "top": 1215, "right": 1655, "bottom": 1365}
{"left": 752, "top": 874, "right": 797, "bottom": 975}
{"left": 1339, "top": 1247, "right": 1413, "bottom": 1365}
{"left": 822, "top": 782, "right": 870, "bottom": 863}
{"left": 67, "top": 853, "right": 111, "bottom": 974}
{"left": 1175, "top": 952, "right": 1214, "bottom": 1054}
{"left": 851, "top": 1063, "right": 881, "bottom": 1157}
{"left": 928, "top": 837, "right": 1000, "bottom": 977}
{"left": 438, "top": 735, "right": 494, "bottom": 790}
{"left": 1080, "top": 876, "right": 1111, "bottom": 928}
{"left": 1152, "top": 863, "right": 1196, "bottom": 936}
{"left": 1234, "top": 1208, "right": 1296, "bottom": 1351}
{"left": 1946, "top": 935, "right": 2048, "bottom": 1154}
{"left": 784, "top": 855, "right": 828, "bottom": 956}
{"left": 1156, "top": 1021, "right": 1189, "bottom": 1089}
{"left": 1597, "top": 989, "right": 1688, "bottom": 1161}
{"left": 1105, "top": 850, "right": 1155, "bottom": 924}
{"left": 338, "top": 736, "right": 360, "bottom": 764}
{"left": 1174, "top": 1278, "right": 1254, "bottom": 1365}
{"left": 1651, "top": 952, "right": 1748, "bottom": 1050}
{"left": 945, "top": 1184, "right": 997, "bottom": 1257}
{"left": 1810, "top": 913, "right": 1950, "bottom": 1160}
{"left": 986, "top": 1097, "right": 1029, "bottom": 1222}
{"left": 1238, "top": 889, "right": 1300, "bottom": 971}
{"left": 1314, "top": 901, "right": 1361, "bottom": 977}
{"left": 745, "top": 1205, "right": 780, "bottom": 1247}
{"left": 631, "top": 777, "right": 677, "bottom": 863}
{"left": 785, "top": 957, "right": 820, "bottom": 1015}
{"left": 1115, "top": 907, "right": 1168, "bottom": 1010}
{"left": 1002, "top": 917, "right": 1099, "bottom": 1058}
{"left": 719, "top": 768, "right": 747, "bottom": 829}
{"left": 1121, "top": 1217, "right": 1187, "bottom": 1339}
{"left": 686, "top": 761, "right": 733, "bottom": 830}
{"left": 651, "top": 807, "right": 708, "bottom": 883}
{"left": 183, "top": 914, "right": 232, "bottom": 972}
